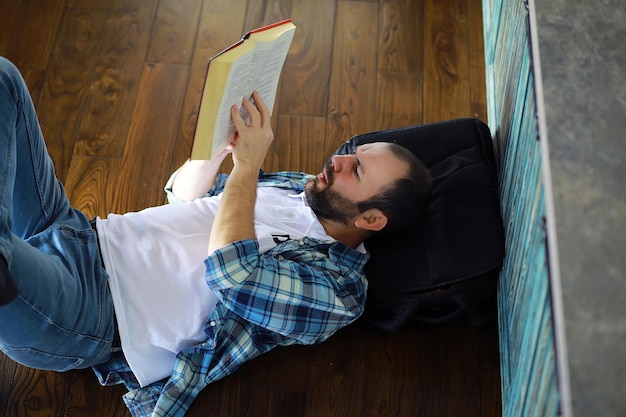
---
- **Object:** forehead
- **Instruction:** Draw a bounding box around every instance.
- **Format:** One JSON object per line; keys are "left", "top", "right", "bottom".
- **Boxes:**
{"left": 356, "top": 142, "right": 409, "bottom": 181}
{"left": 354, "top": 142, "right": 397, "bottom": 161}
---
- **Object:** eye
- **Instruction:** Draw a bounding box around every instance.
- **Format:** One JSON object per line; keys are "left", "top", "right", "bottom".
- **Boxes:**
{"left": 353, "top": 158, "right": 361, "bottom": 179}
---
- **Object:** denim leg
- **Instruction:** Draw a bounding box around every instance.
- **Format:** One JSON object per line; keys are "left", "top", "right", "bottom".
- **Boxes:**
{"left": 0, "top": 57, "right": 115, "bottom": 370}
{"left": 0, "top": 57, "right": 77, "bottom": 248}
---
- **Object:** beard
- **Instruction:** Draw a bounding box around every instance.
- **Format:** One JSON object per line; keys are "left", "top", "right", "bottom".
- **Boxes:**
{"left": 305, "top": 160, "right": 361, "bottom": 224}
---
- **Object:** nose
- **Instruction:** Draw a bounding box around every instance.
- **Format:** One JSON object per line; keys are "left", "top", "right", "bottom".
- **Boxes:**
{"left": 330, "top": 154, "right": 356, "bottom": 173}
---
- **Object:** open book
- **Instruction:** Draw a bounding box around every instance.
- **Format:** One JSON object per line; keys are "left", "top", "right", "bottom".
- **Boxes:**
{"left": 190, "top": 19, "right": 296, "bottom": 160}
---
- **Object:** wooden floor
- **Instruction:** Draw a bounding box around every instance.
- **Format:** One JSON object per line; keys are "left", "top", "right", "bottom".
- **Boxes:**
{"left": 0, "top": 0, "right": 501, "bottom": 416}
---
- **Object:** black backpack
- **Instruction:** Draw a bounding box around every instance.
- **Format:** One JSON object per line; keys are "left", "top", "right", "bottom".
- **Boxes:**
{"left": 335, "top": 119, "right": 505, "bottom": 332}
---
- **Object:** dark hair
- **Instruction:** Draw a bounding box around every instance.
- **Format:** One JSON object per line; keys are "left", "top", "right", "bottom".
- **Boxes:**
{"left": 357, "top": 142, "right": 432, "bottom": 233}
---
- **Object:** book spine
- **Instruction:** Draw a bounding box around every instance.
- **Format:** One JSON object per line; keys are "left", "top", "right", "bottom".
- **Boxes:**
{"left": 244, "top": 18, "right": 292, "bottom": 38}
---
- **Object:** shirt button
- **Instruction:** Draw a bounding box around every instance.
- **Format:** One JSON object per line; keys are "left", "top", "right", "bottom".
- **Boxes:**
{"left": 209, "top": 320, "right": 217, "bottom": 327}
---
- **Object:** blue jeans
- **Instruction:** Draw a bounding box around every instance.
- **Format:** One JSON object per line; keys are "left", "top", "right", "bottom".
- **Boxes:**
{"left": 0, "top": 57, "right": 115, "bottom": 371}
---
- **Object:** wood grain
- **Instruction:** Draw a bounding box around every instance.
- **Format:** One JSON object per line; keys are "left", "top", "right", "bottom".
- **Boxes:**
{"left": 64, "top": 369, "right": 130, "bottom": 416}
{"left": 112, "top": 62, "right": 187, "bottom": 213}
{"left": 269, "top": 115, "right": 327, "bottom": 173}
{"left": 379, "top": 0, "right": 424, "bottom": 72}
{"left": 468, "top": 0, "right": 487, "bottom": 121}
{"left": 2, "top": 0, "right": 66, "bottom": 70}
{"left": 37, "top": 7, "right": 108, "bottom": 182}
{"left": 64, "top": 155, "right": 122, "bottom": 219}
{"left": 4, "top": 368, "right": 69, "bottom": 417}
{"left": 423, "top": 0, "right": 471, "bottom": 122}
{"left": 277, "top": 0, "right": 335, "bottom": 117}
{"left": 146, "top": 0, "right": 201, "bottom": 65}
{"left": 376, "top": 71, "right": 423, "bottom": 129}
{"left": 326, "top": 1, "right": 378, "bottom": 153}
{"left": 362, "top": 327, "right": 424, "bottom": 417}
{"left": 0, "top": 0, "right": 23, "bottom": 57}
{"left": 305, "top": 324, "right": 368, "bottom": 417}
{"left": 73, "top": 0, "right": 159, "bottom": 157}
{"left": 244, "top": 0, "right": 293, "bottom": 30}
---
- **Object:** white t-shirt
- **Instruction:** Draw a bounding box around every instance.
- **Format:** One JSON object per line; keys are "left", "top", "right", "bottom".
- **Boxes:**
{"left": 96, "top": 188, "right": 333, "bottom": 387}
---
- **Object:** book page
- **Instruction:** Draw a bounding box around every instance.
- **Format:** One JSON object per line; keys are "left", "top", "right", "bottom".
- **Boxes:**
{"left": 248, "top": 31, "right": 295, "bottom": 112}
{"left": 210, "top": 30, "right": 295, "bottom": 157}
{"left": 210, "top": 50, "right": 255, "bottom": 157}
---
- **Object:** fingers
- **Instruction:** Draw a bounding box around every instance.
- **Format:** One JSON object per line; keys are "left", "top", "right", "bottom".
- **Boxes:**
{"left": 230, "top": 102, "right": 246, "bottom": 129}
{"left": 251, "top": 90, "right": 270, "bottom": 122}
{"left": 241, "top": 96, "right": 260, "bottom": 126}
{"left": 231, "top": 91, "right": 269, "bottom": 128}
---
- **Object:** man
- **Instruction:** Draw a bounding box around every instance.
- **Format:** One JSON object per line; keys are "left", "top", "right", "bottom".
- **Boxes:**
{"left": 0, "top": 57, "right": 431, "bottom": 416}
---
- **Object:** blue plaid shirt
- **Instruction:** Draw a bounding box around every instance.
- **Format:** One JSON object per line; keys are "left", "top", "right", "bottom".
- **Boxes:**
{"left": 92, "top": 171, "right": 369, "bottom": 417}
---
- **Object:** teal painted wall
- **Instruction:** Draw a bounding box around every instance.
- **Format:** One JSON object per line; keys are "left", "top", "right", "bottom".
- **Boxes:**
{"left": 482, "top": 1, "right": 560, "bottom": 416}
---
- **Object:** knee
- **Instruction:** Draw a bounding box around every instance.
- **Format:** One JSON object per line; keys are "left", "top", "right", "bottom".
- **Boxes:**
{"left": 0, "top": 57, "right": 19, "bottom": 77}
{"left": 0, "top": 57, "right": 25, "bottom": 97}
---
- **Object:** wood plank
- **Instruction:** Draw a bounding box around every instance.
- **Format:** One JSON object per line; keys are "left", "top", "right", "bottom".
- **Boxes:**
{"left": 277, "top": 0, "right": 336, "bottom": 117}
{"left": 0, "top": 0, "right": 24, "bottom": 56}
{"left": 267, "top": 115, "right": 327, "bottom": 174}
{"left": 64, "top": 155, "right": 122, "bottom": 219}
{"left": 244, "top": 0, "right": 293, "bottom": 30}
{"left": 64, "top": 369, "right": 130, "bottom": 417}
{"left": 3, "top": 367, "right": 70, "bottom": 417}
{"left": 362, "top": 327, "right": 424, "bottom": 417}
{"left": 325, "top": 1, "right": 379, "bottom": 154}
{"left": 67, "top": 0, "right": 114, "bottom": 9}
{"left": 187, "top": 342, "right": 309, "bottom": 417}
{"left": 238, "top": 347, "right": 309, "bottom": 417}
{"left": 185, "top": 368, "right": 247, "bottom": 416}
{"left": 3, "top": 0, "right": 66, "bottom": 70}
{"left": 480, "top": 322, "right": 503, "bottom": 417}
{"left": 376, "top": 71, "right": 423, "bottom": 129}
{"left": 73, "top": 0, "right": 159, "bottom": 157}
{"left": 246, "top": 345, "right": 310, "bottom": 393}
{"left": 170, "top": 0, "right": 247, "bottom": 170}
{"left": 421, "top": 325, "right": 482, "bottom": 417}
{"left": 146, "top": 0, "right": 202, "bottom": 64}
{"left": 468, "top": 0, "right": 487, "bottom": 122}
{"left": 304, "top": 323, "right": 368, "bottom": 417}
{"left": 37, "top": 7, "right": 108, "bottom": 182}
{"left": 379, "top": 0, "right": 424, "bottom": 72}
{"left": 423, "top": 0, "right": 471, "bottom": 122}
{"left": 242, "top": 390, "right": 306, "bottom": 417}
{"left": 111, "top": 62, "right": 187, "bottom": 213}
{"left": 0, "top": 353, "right": 18, "bottom": 416}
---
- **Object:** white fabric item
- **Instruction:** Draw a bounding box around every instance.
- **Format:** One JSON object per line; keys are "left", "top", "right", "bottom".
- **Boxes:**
{"left": 96, "top": 188, "right": 333, "bottom": 386}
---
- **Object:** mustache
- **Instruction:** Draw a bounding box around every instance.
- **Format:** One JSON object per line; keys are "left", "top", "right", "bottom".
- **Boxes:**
{"left": 323, "top": 159, "right": 334, "bottom": 184}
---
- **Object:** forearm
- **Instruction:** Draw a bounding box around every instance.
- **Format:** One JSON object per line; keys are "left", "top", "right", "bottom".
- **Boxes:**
{"left": 208, "top": 165, "right": 258, "bottom": 253}
{"left": 170, "top": 159, "right": 218, "bottom": 200}
{"left": 208, "top": 91, "right": 273, "bottom": 253}
{"left": 171, "top": 149, "right": 231, "bottom": 201}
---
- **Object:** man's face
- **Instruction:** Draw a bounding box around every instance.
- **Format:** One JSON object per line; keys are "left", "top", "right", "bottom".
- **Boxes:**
{"left": 305, "top": 142, "right": 409, "bottom": 224}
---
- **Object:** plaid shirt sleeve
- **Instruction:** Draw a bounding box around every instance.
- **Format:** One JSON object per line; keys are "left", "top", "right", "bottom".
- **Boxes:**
{"left": 164, "top": 169, "right": 311, "bottom": 204}
{"left": 204, "top": 238, "right": 369, "bottom": 344}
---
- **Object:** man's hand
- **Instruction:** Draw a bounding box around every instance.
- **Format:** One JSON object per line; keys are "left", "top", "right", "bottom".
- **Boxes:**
{"left": 208, "top": 91, "right": 274, "bottom": 253}
{"left": 229, "top": 90, "right": 274, "bottom": 173}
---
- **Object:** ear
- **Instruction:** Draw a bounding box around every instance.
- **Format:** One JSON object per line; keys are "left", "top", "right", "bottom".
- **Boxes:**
{"left": 354, "top": 209, "right": 388, "bottom": 232}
